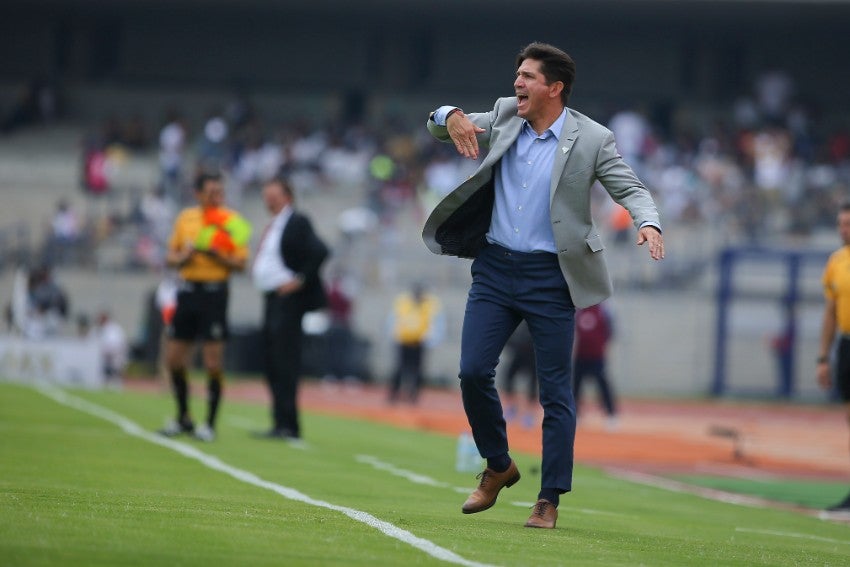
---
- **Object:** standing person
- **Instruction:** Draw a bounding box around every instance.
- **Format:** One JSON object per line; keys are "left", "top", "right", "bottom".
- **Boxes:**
{"left": 95, "top": 308, "right": 129, "bottom": 388}
{"left": 387, "top": 282, "right": 445, "bottom": 404}
{"left": 501, "top": 321, "right": 538, "bottom": 428}
{"left": 322, "top": 268, "right": 356, "bottom": 386}
{"left": 252, "top": 176, "right": 329, "bottom": 440}
{"left": 817, "top": 202, "right": 850, "bottom": 514}
{"left": 573, "top": 302, "right": 618, "bottom": 429}
{"left": 160, "top": 172, "right": 249, "bottom": 442}
{"left": 422, "top": 42, "right": 664, "bottom": 529}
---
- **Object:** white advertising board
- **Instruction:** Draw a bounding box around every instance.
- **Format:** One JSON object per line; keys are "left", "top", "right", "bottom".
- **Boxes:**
{"left": 0, "top": 336, "right": 105, "bottom": 389}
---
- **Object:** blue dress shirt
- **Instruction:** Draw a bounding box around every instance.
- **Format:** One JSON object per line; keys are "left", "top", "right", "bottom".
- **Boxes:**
{"left": 434, "top": 106, "right": 564, "bottom": 253}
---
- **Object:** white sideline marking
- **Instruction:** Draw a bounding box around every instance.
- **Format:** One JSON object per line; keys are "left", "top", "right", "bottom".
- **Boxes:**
{"left": 35, "top": 386, "right": 497, "bottom": 567}
{"left": 735, "top": 527, "right": 850, "bottom": 545}
{"left": 609, "top": 470, "right": 769, "bottom": 507}
{"left": 356, "top": 454, "right": 470, "bottom": 493}
{"left": 608, "top": 468, "right": 850, "bottom": 525}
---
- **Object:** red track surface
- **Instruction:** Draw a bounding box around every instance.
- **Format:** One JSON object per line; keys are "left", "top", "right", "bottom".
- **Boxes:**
{"left": 129, "top": 378, "right": 850, "bottom": 482}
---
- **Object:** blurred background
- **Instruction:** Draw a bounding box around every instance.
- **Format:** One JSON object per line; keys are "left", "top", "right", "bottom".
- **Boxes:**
{"left": 2, "top": 0, "right": 850, "bottom": 401}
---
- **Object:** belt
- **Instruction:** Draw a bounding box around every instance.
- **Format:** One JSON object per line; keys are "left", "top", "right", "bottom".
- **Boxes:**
{"left": 178, "top": 280, "right": 228, "bottom": 292}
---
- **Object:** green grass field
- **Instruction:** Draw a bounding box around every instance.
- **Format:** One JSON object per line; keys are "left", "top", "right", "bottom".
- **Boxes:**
{"left": 1, "top": 381, "right": 848, "bottom": 566}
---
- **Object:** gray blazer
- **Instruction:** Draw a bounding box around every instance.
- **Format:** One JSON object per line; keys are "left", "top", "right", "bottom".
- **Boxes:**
{"left": 422, "top": 96, "right": 661, "bottom": 308}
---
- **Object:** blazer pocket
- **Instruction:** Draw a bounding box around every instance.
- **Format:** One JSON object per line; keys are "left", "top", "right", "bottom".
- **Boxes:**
{"left": 586, "top": 235, "right": 604, "bottom": 253}
{"left": 561, "top": 164, "right": 594, "bottom": 184}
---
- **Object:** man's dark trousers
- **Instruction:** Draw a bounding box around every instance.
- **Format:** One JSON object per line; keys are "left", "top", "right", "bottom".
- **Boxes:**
{"left": 459, "top": 243, "right": 577, "bottom": 492}
{"left": 263, "top": 292, "right": 305, "bottom": 437}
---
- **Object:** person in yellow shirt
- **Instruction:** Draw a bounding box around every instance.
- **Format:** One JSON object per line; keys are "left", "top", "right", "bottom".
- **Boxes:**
{"left": 387, "top": 282, "right": 444, "bottom": 404}
{"left": 817, "top": 202, "right": 850, "bottom": 514}
{"left": 159, "top": 172, "right": 249, "bottom": 442}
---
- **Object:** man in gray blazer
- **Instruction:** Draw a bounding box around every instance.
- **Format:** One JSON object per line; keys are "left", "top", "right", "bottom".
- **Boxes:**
{"left": 422, "top": 42, "right": 664, "bottom": 529}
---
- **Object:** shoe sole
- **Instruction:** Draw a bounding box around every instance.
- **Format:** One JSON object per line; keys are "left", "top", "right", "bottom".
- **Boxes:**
{"left": 524, "top": 521, "right": 556, "bottom": 529}
{"left": 461, "top": 471, "right": 521, "bottom": 514}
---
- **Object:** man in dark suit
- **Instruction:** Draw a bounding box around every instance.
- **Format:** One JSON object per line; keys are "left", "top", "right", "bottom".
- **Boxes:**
{"left": 423, "top": 42, "right": 664, "bottom": 528}
{"left": 252, "top": 176, "right": 329, "bottom": 440}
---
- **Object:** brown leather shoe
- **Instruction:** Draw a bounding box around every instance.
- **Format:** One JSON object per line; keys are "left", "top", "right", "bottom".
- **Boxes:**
{"left": 524, "top": 499, "right": 557, "bottom": 528}
{"left": 461, "top": 460, "right": 521, "bottom": 514}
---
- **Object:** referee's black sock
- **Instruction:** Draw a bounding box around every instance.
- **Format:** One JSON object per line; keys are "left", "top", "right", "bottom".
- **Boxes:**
{"left": 206, "top": 371, "right": 223, "bottom": 428}
{"left": 170, "top": 368, "right": 190, "bottom": 424}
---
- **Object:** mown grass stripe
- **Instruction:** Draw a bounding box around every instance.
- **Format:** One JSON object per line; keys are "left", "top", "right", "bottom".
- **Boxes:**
{"left": 34, "top": 385, "right": 498, "bottom": 567}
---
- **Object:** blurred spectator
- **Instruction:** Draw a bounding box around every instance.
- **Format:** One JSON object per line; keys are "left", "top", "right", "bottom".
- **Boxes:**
{"left": 23, "top": 266, "right": 69, "bottom": 339}
{"left": 158, "top": 110, "right": 187, "bottom": 201}
{"left": 608, "top": 107, "right": 651, "bottom": 176}
{"left": 387, "top": 282, "right": 444, "bottom": 404}
{"left": 755, "top": 69, "right": 794, "bottom": 125}
{"left": 95, "top": 308, "right": 128, "bottom": 387}
{"left": 573, "top": 302, "right": 618, "bottom": 429}
{"left": 197, "top": 109, "right": 230, "bottom": 172}
{"left": 45, "top": 199, "right": 84, "bottom": 266}
{"left": 81, "top": 136, "right": 112, "bottom": 197}
{"left": 131, "top": 185, "right": 176, "bottom": 269}
{"left": 322, "top": 268, "right": 360, "bottom": 386}
{"left": 420, "top": 150, "right": 466, "bottom": 215}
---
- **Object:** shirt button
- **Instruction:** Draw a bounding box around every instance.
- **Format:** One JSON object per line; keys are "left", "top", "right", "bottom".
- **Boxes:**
{"left": 514, "top": 228, "right": 519, "bottom": 233}
{"left": 518, "top": 206, "right": 523, "bottom": 211}
{"left": 527, "top": 161, "right": 532, "bottom": 165}
{"left": 522, "top": 183, "right": 527, "bottom": 188}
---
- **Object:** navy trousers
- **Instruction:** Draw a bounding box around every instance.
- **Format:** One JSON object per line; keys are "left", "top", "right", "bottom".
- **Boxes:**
{"left": 459, "top": 243, "right": 576, "bottom": 492}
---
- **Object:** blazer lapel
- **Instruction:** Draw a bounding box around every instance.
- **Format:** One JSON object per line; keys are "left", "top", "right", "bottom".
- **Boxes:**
{"left": 550, "top": 110, "right": 580, "bottom": 203}
{"left": 484, "top": 115, "right": 523, "bottom": 167}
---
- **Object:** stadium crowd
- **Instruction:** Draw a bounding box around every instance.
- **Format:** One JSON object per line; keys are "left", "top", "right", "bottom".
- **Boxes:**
{"left": 26, "top": 68, "right": 835, "bottom": 276}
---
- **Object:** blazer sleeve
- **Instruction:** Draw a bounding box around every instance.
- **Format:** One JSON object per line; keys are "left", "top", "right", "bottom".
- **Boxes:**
{"left": 594, "top": 131, "right": 661, "bottom": 229}
{"left": 425, "top": 99, "right": 503, "bottom": 147}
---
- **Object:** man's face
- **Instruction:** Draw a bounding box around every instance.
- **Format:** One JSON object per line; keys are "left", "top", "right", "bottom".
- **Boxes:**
{"left": 838, "top": 210, "right": 850, "bottom": 245}
{"left": 262, "top": 182, "right": 291, "bottom": 214}
{"left": 197, "top": 180, "right": 225, "bottom": 209}
{"left": 514, "top": 58, "right": 560, "bottom": 123}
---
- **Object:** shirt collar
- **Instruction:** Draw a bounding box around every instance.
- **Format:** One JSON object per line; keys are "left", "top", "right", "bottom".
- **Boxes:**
{"left": 272, "top": 204, "right": 293, "bottom": 228}
{"left": 521, "top": 108, "right": 567, "bottom": 141}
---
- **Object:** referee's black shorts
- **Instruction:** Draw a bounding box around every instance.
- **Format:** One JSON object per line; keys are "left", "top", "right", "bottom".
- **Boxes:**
{"left": 835, "top": 337, "right": 850, "bottom": 402}
{"left": 167, "top": 280, "right": 229, "bottom": 342}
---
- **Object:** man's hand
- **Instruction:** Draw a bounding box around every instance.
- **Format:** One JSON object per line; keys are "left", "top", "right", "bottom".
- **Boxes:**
{"left": 636, "top": 226, "right": 665, "bottom": 260}
{"left": 817, "top": 361, "right": 832, "bottom": 390}
{"left": 167, "top": 244, "right": 195, "bottom": 268}
{"left": 446, "top": 110, "right": 485, "bottom": 160}
{"left": 276, "top": 277, "right": 304, "bottom": 296}
{"left": 204, "top": 248, "right": 246, "bottom": 272}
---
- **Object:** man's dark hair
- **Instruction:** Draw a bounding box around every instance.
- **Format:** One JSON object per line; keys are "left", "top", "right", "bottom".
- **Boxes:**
{"left": 194, "top": 171, "right": 222, "bottom": 191}
{"left": 840, "top": 201, "right": 850, "bottom": 214}
{"left": 267, "top": 175, "right": 294, "bottom": 200}
{"left": 516, "top": 42, "right": 576, "bottom": 105}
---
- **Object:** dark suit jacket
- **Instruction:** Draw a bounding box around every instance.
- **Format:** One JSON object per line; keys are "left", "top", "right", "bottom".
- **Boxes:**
{"left": 279, "top": 212, "right": 329, "bottom": 312}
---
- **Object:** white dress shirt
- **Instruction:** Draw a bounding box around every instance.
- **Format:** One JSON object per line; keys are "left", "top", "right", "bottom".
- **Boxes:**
{"left": 252, "top": 205, "right": 296, "bottom": 292}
